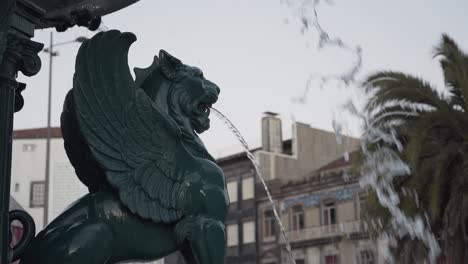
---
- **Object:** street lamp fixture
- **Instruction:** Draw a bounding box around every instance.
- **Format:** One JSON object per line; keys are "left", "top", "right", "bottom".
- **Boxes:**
{"left": 43, "top": 36, "right": 88, "bottom": 52}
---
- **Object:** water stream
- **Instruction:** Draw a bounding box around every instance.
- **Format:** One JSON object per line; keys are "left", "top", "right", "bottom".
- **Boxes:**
{"left": 211, "top": 107, "right": 297, "bottom": 264}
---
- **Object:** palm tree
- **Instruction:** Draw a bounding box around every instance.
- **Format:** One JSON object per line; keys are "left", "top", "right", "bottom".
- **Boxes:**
{"left": 361, "top": 34, "right": 468, "bottom": 263}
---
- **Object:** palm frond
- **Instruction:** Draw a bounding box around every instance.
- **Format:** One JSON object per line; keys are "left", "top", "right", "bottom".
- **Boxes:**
{"left": 428, "top": 143, "right": 459, "bottom": 222}
{"left": 368, "top": 104, "right": 423, "bottom": 130}
{"left": 434, "top": 34, "right": 468, "bottom": 110}
{"left": 359, "top": 35, "right": 468, "bottom": 262}
{"left": 364, "top": 71, "right": 446, "bottom": 112}
{"left": 404, "top": 110, "right": 463, "bottom": 168}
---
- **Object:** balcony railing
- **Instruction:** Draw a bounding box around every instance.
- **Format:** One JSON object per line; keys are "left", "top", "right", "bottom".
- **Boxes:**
{"left": 281, "top": 220, "right": 365, "bottom": 243}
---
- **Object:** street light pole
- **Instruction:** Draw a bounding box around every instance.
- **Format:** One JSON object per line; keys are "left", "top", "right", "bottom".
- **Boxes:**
{"left": 43, "top": 31, "right": 54, "bottom": 227}
{"left": 42, "top": 32, "right": 86, "bottom": 227}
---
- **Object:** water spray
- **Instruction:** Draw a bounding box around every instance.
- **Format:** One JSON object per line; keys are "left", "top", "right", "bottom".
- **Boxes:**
{"left": 283, "top": 0, "right": 440, "bottom": 262}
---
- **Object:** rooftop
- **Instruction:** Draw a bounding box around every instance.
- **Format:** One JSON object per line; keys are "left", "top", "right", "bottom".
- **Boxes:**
{"left": 216, "top": 139, "right": 292, "bottom": 165}
{"left": 13, "top": 127, "right": 62, "bottom": 139}
{"left": 316, "top": 151, "right": 359, "bottom": 173}
{"left": 263, "top": 111, "right": 279, "bottom": 117}
{"left": 9, "top": 197, "right": 23, "bottom": 210}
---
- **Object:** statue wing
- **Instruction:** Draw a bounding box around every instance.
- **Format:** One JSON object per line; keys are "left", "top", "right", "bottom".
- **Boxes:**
{"left": 73, "top": 30, "right": 187, "bottom": 223}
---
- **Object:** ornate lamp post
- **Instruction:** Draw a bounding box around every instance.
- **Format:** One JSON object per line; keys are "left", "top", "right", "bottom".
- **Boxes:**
{"left": 0, "top": 1, "right": 139, "bottom": 263}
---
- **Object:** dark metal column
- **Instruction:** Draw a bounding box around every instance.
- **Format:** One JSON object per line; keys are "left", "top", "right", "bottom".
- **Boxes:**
{"left": 0, "top": 35, "right": 43, "bottom": 264}
{"left": 0, "top": 50, "right": 17, "bottom": 264}
{"left": 0, "top": 1, "right": 17, "bottom": 262}
{"left": 0, "top": 1, "right": 44, "bottom": 261}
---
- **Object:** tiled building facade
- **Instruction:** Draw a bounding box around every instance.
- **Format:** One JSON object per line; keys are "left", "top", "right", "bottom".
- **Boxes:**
{"left": 256, "top": 158, "right": 381, "bottom": 264}
{"left": 216, "top": 111, "right": 359, "bottom": 264}
{"left": 217, "top": 112, "right": 367, "bottom": 264}
{"left": 251, "top": 113, "right": 381, "bottom": 264}
{"left": 217, "top": 111, "right": 368, "bottom": 264}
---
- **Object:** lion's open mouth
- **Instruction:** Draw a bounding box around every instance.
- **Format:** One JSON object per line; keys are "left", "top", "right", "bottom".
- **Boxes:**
{"left": 190, "top": 82, "right": 219, "bottom": 134}
{"left": 191, "top": 103, "right": 211, "bottom": 134}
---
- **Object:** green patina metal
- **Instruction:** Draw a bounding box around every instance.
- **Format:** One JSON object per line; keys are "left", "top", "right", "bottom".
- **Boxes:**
{"left": 17, "top": 30, "right": 228, "bottom": 264}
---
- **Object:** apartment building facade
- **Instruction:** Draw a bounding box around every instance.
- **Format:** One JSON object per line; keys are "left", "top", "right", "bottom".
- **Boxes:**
{"left": 252, "top": 112, "right": 382, "bottom": 264}
{"left": 218, "top": 152, "right": 258, "bottom": 264}
{"left": 217, "top": 112, "right": 357, "bottom": 263}
{"left": 256, "top": 156, "right": 382, "bottom": 264}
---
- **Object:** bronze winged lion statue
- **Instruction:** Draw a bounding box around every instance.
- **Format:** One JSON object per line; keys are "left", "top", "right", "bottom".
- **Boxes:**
{"left": 20, "top": 30, "right": 228, "bottom": 264}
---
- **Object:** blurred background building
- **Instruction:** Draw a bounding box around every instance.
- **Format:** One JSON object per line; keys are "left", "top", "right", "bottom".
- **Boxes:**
{"left": 256, "top": 154, "right": 380, "bottom": 264}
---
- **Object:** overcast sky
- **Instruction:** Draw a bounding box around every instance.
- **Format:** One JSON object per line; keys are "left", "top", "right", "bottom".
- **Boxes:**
{"left": 16, "top": 0, "right": 468, "bottom": 157}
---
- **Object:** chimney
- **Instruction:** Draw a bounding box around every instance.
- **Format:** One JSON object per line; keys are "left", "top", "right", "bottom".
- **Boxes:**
{"left": 261, "top": 112, "right": 283, "bottom": 153}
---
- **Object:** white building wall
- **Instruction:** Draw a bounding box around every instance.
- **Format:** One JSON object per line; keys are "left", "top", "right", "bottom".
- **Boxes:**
{"left": 11, "top": 138, "right": 48, "bottom": 230}
{"left": 306, "top": 247, "right": 320, "bottom": 264}
{"left": 339, "top": 240, "right": 357, "bottom": 264}
{"left": 10, "top": 137, "right": 86, "bottom": 230}
{"left": 49, "top": 145, "right": 88, "bottom": 219}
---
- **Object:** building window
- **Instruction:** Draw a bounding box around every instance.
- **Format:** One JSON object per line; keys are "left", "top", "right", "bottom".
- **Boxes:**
{"left": 22, "top": 144, "right": 36, "bottom": 152}
{"left": 30, "top": 181, "right": 45, "bottom": 207}
{"left": 359, "top": 250, "right": 375, "bottom": 264}
{"left": 226, "top": 224, "right": 238, "bottom": 246}
{"left": 242, "top": 220, "right": 255, "bottom": 244}
{"left": 264, "top": 210, "right": 276, "bottom": 237}
{"left": 14, "top": 183, "right": 20, "bottom": 192}
{"left": 295, "top": 259, "right": 305, "bottom": 264}
{"left": 359, "top": 194, "right": 368, "bottom": 217}
{"left": 227, "top": 181, "right": 238, "bottom": 203}
{"left": 325, "top": 254, "right": 338, "bottom": 264}
{"left": 241, "top": 177, "right": 254, "bottom": 200}
{"left": 291, "top": 205, "right": 305, "bottom": 231}
{"left": 323, "top": 201, "right": 336, "bottom": 225}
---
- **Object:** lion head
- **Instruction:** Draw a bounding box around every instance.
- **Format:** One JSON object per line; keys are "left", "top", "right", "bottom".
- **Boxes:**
{"left": 134, "top": 50, "right": 220, "bottom": 148}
